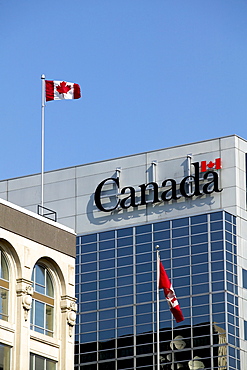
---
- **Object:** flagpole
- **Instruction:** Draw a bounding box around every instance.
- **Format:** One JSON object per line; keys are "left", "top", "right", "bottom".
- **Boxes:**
{"left": 156, "top": 245, "right": 160, "bottom": 370}
{"left": 41, "top": 74, "right": 46, "bottom": 211}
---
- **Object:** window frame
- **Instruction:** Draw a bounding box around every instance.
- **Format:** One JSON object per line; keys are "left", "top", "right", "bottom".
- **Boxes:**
{"left": 0, "top": 249, "right": 9, "bottom": 322}
{"left": 30, "top": 263, "right": 54, "bottom": 337}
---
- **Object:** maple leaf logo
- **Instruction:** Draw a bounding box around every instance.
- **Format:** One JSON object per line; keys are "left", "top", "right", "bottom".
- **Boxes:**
{"left": 207, "top": 161, "right": 215, "bottom": 169}
{"left": 56, "top": 81, "right": 71, "bottom": 95}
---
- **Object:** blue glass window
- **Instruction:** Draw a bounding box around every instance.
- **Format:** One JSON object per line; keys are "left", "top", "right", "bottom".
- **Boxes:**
{"left": 173, "top": 266, "right": 190, "bottom": 277}
{"left": 99, "top": 230, "right": 115, "bottom": 241}
{"left": 136, "top": 262, "right": 152, "bottom": 274}
{"left": 136, "top": 243, "right": 152, "bottom": 253}
{"left": 100, "top": 288, "right": 115, "bottom": 300}
{"left": 153, "top": 230, "right": 170, "bottom": 241}
{"left": 100, "top": 309, "right": 115, "bottom": 320}
{"left": 173, "top": 275, "right": 190, "bottom": 287}
{"left": 117, "top": 266, "right": 133, "bottom": 277}
{"left": 243, "top": 269, "right": 247, "bottom": 289}
{"left": 117, "top": 306, "right": 133, "bottom": 317}
{"left": 81, "top": 271, "right": 97, "bottom": 282}
{"left": 192, "top": 263, "right": 208, "bottom": 274}
{"left": 212, "top": 281, "right": 224, "bottom": 291}
{"left": 100, "top": 249, "right": 115, "bottom": 260}
{"left": 99, "top": 298, "right": 115, "bottom": 310}
{"left": 191, "top": 214, "right": 207, "bottom": 224}
{"left": 191, "top": 253, "right": 208, "bottom": 264}
{"left": 136, "top": 313, "right": 152, "bottom": 325}
{"left": 136, "top": 224, "right": 152, "bottom": 234}
{"left": 117, "top": 275, "right": 133, "bottom": 286}
{"left": 192, "top": 273, "right": 208, "bottom": 284}
{"left": 136, "top": 233, "right": 152, "bottom": 244}
{"left": 225, "top": 222, "right": 232, "bottom": 233}
{"left": 210, "top": 211, "right": 223, "bottom": 221}
{"left": 191, "top": 234, "right": 208, "bottom": 244}
{"left": 117, "top": 246, "right": 132, "bottom": 257}
{"left": 81, "top": 234, "right": 97, "bottom": 244}
{"left": 172, "top": 218, "right": 189, "bottom": 227}
{"left": 172, "top": 227, "right": 189, "bottom": 238}
{"left": 100, "top": 268, "right": 115, "bottom": 279}
{"left": 211, "top": 251, "right": 224, "bottom": 261}
{"left": 172, "top": 236, "right": 189, "bottom": 248}
{"left": 100, "top": 279, "right": 114, "bottom": 289}
{"left": 136, "top": 292, "right": 152, "bottom": 304}
{"left": 118, "top": 295, "right": 134, "bottom": 306}
{"left": 210, "top": 221, "right": 223, "bottom": 231}
{"left": 117, "top": 228, "right": 132, "bottom": 237}
{"left": 225, "top": 212, "right": 232, "bottom": 223}
{"left": 191, "top": 243, "right": 208, "bottom": 254}
{"left": 81, "top": 242, "right": 97, "bottom": 253}
{"left": 118, "top": 285, "right": 133, "bottom": 296}
{"left": 99, "top": 240, "right": 115, "bottom": 250}
{"left": 153, "top": 221, "right": 169, "bottom": 231}
{"left": 192, "top": 283, "right": 209, "bottom": 295}
{"left": 136, "top": 282, "right": 152, "bottom": 294}
{"left": 191, "top": 223, "right": 207, "bottom": 234}
{"left": 212, "top": 271, "right": 224, "bottom": 283}
{"left": 211, "top": 231, "right": 223, "bottom": 241}
{"left": 117, "top": 237, "right": 133, "bottom": 248}
{"left": 117, "top": 316, "right": 133, "bottom": 327}
{"left": 81, "top": 261, "right": 97, "bottom": 273}
{"left": 136, "top": 253, "right": 152, "bottom": 264}
{"left": 82, "top": 252, "right": 97, "bottom": 263}
{"left": 136, "top": 272, "right": 152, "bottom": 283}
{"left": 173, "top": 256, "right": 190, "bottom": 267}
{"left": 172, "top": 246, "right": 190, "bottom": 257}
{"left": 117, "top": 256, "right": 133, "bottom": 267}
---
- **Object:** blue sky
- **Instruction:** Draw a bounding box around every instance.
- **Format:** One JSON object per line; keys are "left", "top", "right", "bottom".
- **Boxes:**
{"left": 1, "top": 1, "right": 247, "bottom": 180}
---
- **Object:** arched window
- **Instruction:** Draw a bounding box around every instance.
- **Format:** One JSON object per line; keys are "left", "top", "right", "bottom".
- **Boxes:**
{"left": 0, "top": 250, "right": 9, "bottom": 321}
{"left": 30, "top": 263, "right": 54, "bottom": 336}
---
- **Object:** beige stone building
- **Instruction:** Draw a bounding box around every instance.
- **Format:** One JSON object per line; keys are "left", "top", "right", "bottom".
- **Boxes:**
{"left": 0, "top": 198, "right": 76, "bottom": 369}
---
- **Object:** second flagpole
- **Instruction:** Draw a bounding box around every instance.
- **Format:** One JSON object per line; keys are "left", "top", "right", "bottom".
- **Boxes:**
{"left": 41, "top": 74, "right": 46, "bottom": 211}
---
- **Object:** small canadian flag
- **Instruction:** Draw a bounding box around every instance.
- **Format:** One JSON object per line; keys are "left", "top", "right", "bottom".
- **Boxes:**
{"left": 201, "top": 158, "right": 221, "bottom": 172}
{"left": 45, "top": 80, "right": 81, "bottom": 101}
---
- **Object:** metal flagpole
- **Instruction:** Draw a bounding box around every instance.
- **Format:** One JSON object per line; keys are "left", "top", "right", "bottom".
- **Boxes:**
{"left": 156, "top": 245, "right": 160, "bottom": 370}
{"left": 41, "top": 74, "right": 46, "bottom": 211}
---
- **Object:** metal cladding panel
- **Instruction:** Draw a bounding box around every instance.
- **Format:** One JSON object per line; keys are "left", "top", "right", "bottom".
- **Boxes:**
{"left": 0, "top": 135, "right": 246, "bottom": 235}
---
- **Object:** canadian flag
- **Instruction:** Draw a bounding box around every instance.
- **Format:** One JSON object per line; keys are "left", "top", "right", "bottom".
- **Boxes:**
{"left": 45, "top": 80, "right": 81, "bottom": 101}
{"left": 159, "top": 258, "right": 184, "bottom": 323}
{"left": 201, "top": 158, "right": 221, "bottom": 172}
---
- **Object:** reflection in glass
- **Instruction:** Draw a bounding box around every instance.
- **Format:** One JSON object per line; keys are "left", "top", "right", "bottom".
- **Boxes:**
{"left": 75, "top": 211, "right": 238, "bottom": 369}
{"left": 0, "top": 288, "right": 8, "bottom": 321}
{"left": 31, "top": 264, "right": 54, "bottom": 336}
{"left": 30, "top": 353, "right": 56, "bottom": 370}
{"left": 0, "top": 343, "right": 10, "bottom": 369}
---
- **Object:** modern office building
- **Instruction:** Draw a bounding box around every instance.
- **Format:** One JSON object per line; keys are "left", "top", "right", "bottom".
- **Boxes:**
{"left": 0, "top": 198, "right": 76, "bottom": 369}
{"left": 0, "top": 134, "right": 247, "bottom": 369}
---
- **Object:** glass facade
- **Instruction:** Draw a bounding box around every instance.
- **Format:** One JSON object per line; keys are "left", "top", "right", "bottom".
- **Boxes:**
{"left": 75, "top": 211, "right": 239, "bottom": 369}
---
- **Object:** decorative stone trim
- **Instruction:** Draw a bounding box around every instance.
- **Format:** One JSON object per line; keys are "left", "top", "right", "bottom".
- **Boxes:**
{"left": 61, "top": 295, "right": 77, "bottom": 337}
{"left": 16, "top": 278, "right": 33, "bottom": 321}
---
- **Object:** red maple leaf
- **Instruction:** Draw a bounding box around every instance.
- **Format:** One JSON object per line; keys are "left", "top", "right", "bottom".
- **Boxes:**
{"left": 207, "top": 161, "right": 215, "bottom": 169}
{"left": 56, "top": 81, "right": 71, "bottom": 94}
